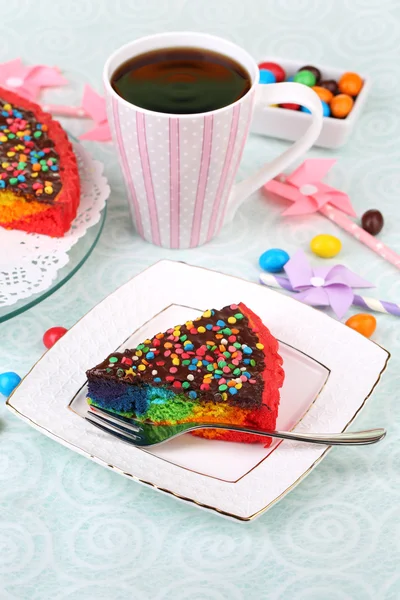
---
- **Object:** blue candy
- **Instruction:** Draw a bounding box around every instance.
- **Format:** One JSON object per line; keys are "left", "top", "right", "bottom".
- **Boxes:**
{"left": 188, "top": 391, "right": 197, "bottom": 400}
{"left": 146, "top": 351, "right": 155, "bottom": 359}
{"left": 229, "top": 388, "right": 238, "bottom": 395}
{"left": 0, "top": 372, "right": 21, "bottom": 398}
{"left": 286, "top": 75, "right": 294, "bottom": 82}
{"left": 259, "top": 248, "right": 290, "bottom": 273}
{"left": 301, "top": 100, "right": 330, "bottom": 117}
{"left": 259, "top": 69, "right": 276, "bottom": 84}
{"left": 216, "top": 320, "right": 225, "bottom": 327}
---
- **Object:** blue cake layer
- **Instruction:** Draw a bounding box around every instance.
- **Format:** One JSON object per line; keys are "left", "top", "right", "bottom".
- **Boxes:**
{"left": 87, "top": 378, "right": 176, "bottom": 415}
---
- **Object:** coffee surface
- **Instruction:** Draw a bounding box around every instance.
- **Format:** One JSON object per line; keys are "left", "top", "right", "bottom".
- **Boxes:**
{"left": 111, "top": 47, "right": 251, "bottom": 114}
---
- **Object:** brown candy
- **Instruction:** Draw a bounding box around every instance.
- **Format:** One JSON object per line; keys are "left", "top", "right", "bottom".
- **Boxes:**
{"left": 361, "top": 210, "right": 384, "bottom": 236}
{"left": 299, "top": 65, "right": 321, "bottom": 83}
{"left": 319, "top": 79, "right": 339, "bottom": 95}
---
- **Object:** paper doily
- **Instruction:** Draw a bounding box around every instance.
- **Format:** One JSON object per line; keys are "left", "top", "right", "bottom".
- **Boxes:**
{"left": 0, "top": 143, "right": 110, "bottom": 307}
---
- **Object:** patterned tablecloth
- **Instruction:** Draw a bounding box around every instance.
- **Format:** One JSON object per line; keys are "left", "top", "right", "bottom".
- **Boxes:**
{"left": 1, "top": 1, "right": 399, "bottom": 598}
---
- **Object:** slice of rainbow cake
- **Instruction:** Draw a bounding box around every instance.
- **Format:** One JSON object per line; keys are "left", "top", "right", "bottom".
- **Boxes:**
{"left": 86, "top": 303, "right": 284, "bottom": 444}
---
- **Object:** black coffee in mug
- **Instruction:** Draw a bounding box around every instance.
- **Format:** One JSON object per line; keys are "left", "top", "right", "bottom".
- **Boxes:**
{"left": 111, "top": 47, "right": 251, "bottom": 114}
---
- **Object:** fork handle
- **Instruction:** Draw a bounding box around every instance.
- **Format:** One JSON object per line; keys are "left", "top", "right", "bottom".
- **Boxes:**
{"left": 189, "top": 424, "right": 386, "bottom": 446}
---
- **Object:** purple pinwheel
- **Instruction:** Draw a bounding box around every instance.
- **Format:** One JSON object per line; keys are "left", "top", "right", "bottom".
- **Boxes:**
{"left": 284, "top": 251, "right": 373, "bottom": 318}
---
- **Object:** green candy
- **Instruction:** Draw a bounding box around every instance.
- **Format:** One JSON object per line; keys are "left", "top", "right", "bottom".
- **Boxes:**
{"left": 41, "top": 165, "right": 49, "bottom": 171}
{"left": 7, "top": 133, "right": 15, "bottom": 139}
{"left": 17, "top": 162, "right": 26, "bottom": 169}
{"left": 233, "top": 342, "right": 241, "bottom": 349}
{"left": 228, "top": 363, "right": 235, "bottom": 370}
{"left": 223, "top": 351, "right": 231, "bottom": 358}
{"left": 219, "top": 384, "right": 228, "bottom": 392}
{"left": 234, "top": 313, "right": 244, "bottom": 320}
{"left": 9, "top": 177, "right": 18, "bottom": 185}
{"left": 109, "top": 356, "right": 118, "bottom": 363}
{"left": 180, "top": 334, "right": 187, "bottom": 342}
{"left": 137, "top": 344, "right": 145, "bottom": 350}
{"left": 34, "top": 131, "right": 42, "bottom": 138}
{"left": 222, "top": 328, "right": 232, "bottom": 335}
{"left": 211, "top": 345, "right": 217, "bottom": 351}
{"left": 294, "top": 69, "right": 316, "bottom": 87}
{"left": 182, "top": 359, "right": 190, "bottom": 366}
{"left": 233, "top": 368, "right": 241, "bottom": 375}
{"left": 206, "top": 364, "right": 214, "bottom": 371}
{"left": 250, "top": 359, "right": 256, "bottom": 367}
{"left": 215, "top": 369, "right": 223, "bottom": 375}
{"left": 218, "top": 360, "right": 227, "bottom": 367}
{"left": 182, "top": 381, "right": 190, "bottom": 389}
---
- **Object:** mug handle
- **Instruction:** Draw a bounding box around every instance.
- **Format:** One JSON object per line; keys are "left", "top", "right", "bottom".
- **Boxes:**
{"left": 229, "top": 82, "right": 323, "bottom": 212}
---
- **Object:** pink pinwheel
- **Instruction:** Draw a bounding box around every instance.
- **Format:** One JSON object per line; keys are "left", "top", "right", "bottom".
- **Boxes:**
{"left": 264, "top": 158, "right": 356, "bottom": 217}
{"left": 284, "top": 250, "right": 373, "bottom": 318}
{"left": 0, "top": 58, "right": 68, "bottom": 101}
{"left": 79, "top": 85, "right": 111, "bottom": 142}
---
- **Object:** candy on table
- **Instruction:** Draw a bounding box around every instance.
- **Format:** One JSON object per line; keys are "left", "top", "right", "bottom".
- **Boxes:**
{"left": 298, "top": 65, "right": 321, "bottom": 83}
{"left": 312, "top": 85, "right": 334, "bottom": 104}
{"left": 310, "top": 234, "right": 342, "bottom": 258}
{"left": 0, "top": 371, "right": 21, "bottom": 398}
{"left": 43, "top": 326, "right": 68, "bottom": 349}
{"left": 259, "top": 248, "right": 290, "bottom": 273}
{"left": 338, "top": 72, "right": 363, "bottom": 96}
{"left": 293, "top": 69, "right": 316, "bottom": 87}
{"left": 301, "top": 100, "right": 330, "bottom": 117}
{"left": 361, "top": 210, "right": 384, "bottom": 236}
{"left": 259, "top": 69, "right": 276, "bottom": 84}
{"left": 319, "top": 79, "right": 339, "bottom": 95}
{"left": 330, "top": 94, "right": 354, "bottom": 118}
{"left": 345, "top": 313, "right": 376, "bottom": 338}
{"left": 258, "top": 61, "right": 286, "bottom": 82}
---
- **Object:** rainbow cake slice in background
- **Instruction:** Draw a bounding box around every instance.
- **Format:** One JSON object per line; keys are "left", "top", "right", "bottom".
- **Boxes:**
{"left": 0, "top": 87, "right": 80, "bottom": 237}
{"left": 86, "top": 303, "right": 284, "bottom": 444}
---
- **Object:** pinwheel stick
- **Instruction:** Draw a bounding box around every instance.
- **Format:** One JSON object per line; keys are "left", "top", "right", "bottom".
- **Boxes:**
{"left": 41, "top": 104, "right": 89, "bottom": 118}
{"left": 259, "top": 272, "right": 400, "bottom": 317}
{"left": 320, "top": 204, "right": 400, "bottom": 270}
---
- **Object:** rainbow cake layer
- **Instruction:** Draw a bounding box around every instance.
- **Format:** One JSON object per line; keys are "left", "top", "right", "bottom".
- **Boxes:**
{"left": 86, "top": 303, "right": 284, "bottom": 444}
{"left": 0, "top": 87, "right": 80, "bottom": 237}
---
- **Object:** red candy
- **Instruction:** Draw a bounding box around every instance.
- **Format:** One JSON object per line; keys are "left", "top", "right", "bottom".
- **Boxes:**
{"left": 258, "top": 61, "right": 286, "bottom": 83}
{"left": 43, "top": 326, "right": 67, "bottom": 349}
{"left": 280, "top": 103, "right": 300, "bottom": 110}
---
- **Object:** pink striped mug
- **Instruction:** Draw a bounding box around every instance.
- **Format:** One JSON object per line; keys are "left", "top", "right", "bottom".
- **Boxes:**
{"left": 104, "top": 32, "right": 323, "bottom": 249}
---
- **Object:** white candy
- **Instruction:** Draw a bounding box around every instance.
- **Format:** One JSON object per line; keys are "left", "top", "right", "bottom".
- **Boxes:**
{"left": 187, "top": 374, "right": 194, "bottom": 381}
{"left": 152, "top": 370, "right": 157, "bottom": 375}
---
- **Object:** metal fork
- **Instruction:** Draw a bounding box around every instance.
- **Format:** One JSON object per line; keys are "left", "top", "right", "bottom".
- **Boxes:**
{"left": 85, "top": 406, "right": 386, "bottom": 447}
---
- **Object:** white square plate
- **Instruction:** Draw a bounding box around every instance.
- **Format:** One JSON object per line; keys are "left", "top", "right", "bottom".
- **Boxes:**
{"left": 7, "top": 261, "right": 389, "bottom": 521}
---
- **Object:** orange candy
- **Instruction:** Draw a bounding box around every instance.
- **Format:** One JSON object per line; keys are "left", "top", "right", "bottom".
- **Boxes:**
{"left": 312, "top": 86, "right": 333, "bottom": 104}
{"left": 345, "top": 314, "right": 376, "bottom": 338}
{"left": 338, "top": 72, "right": 363, "bottom": 96}
{"left": 330, "top": 94, "right": 354, "bottom": 118}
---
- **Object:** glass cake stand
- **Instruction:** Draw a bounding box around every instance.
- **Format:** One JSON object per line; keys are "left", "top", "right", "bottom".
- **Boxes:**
{"left": 0, "top": 206, "right": 106, "bottom": 324}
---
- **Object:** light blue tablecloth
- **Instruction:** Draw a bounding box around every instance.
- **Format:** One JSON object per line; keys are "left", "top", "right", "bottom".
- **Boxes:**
{"left": 1, "top": 1, "right": 399, "bottom": 598}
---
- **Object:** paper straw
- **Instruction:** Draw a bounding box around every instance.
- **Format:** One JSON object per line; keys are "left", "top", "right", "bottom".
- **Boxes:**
{"left": 259, "top": 272, "right": 400, "bottom": 317}
{"left": 319, "top": 204, "right": 400, "bottom": 270}
{"left": 41, "top": 104, "right": 88, "bottom": 118}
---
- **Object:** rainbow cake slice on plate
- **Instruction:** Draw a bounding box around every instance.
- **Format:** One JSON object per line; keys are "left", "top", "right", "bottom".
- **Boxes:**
{"left": 86, "top": 303, "right": 284, "bottom": 444}
{"left": 0, "top": 87, "right": 80, "bottom": 237}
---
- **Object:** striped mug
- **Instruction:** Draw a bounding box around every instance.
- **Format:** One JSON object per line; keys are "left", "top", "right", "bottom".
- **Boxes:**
{"left": 104, "top": 32, "right": 323, "bottom": 249}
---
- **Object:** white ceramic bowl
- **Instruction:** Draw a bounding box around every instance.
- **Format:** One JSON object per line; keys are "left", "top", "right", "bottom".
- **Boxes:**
{"left": 251, "top": 57, "right": 371, "bottom": 149}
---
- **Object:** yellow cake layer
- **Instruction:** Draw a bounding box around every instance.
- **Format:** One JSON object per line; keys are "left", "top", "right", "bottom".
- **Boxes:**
{"left": 0, "top": 190, "right": 51, "bottom": 223}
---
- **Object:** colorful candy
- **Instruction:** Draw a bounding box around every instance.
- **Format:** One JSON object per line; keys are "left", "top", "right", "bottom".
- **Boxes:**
{"left": 310, "top": 234, "right": 342, "bottom": 258}
{"left": 0, "top": 371, "right": 21, "bottom": 397}
{"left": 280, "top": 103, "right": 300, "bottom": 111}
{"left": 294, "top": 70, "right": 316, "bottom": 87}
{"left": 301, "top": 100, "right": 330, "bottom": 117}
{"left": 43, "top": 326, "right": 68, "bottom": 349}
{"left": 312, "top": 86, "right": 333, "bottom": 104}
{"left": 259, "top": 249, "right": 290, "bottom": 273}
{"left": 319, "top": 80, "right": 339, "bottom": 95}
{"left": 258, "top": 62, "right": 286, "bottom": 82}
{"left": 338, "top": 72, "right": 363, "bottom": 96}
{"left": 361, "top": 210, "right": 384, "bottom": 235}
{"left": 299, "top": 65, "right": 321, "bottom": 83}
{"left": 259, "top": 69, "right": 276, "bottom": 84}
{"left": 345, "top": 314, "right": 376, "bottom": 338}
{"left": 330, "top": 94, "right": 354, "bottom": 118}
